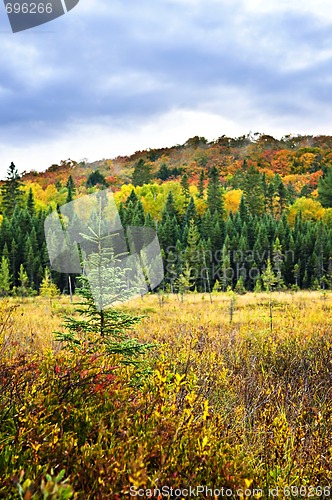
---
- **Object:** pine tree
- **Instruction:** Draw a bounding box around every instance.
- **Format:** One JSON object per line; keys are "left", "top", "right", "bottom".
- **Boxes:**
{"left": 126, "top": 189, "right": 139, "bottom": 207}
{"left": 14, "top": 264, "right": 34, "bottom": 297}
{"left": 56, "top": 194, "right": 153, "bottom": 364}
{"left": 1, "top": 162, "right": 23, "bottom": 217}
{"left": 235, "top": 275, "right": 246, "bottom": 294}
{"left": 40, "top": 268, "right": 60, "bottom": 297}
{"left": 207, "top": 166, "right": 224, "bottom": 217}
{"left": 261, "top": 259, "right": 277, "bottom": 292}
{"left": 181, "top": 173, "right": 190, "bottom": 205}
{"left": 318, "top": 168, "right": 332, "bottom": 207}
{"left": 175, "top": 262, "right": 193, "bottom": 301}
{"left": 161, "top": 191, "right": 179, "bottom": 224}
{"left": 132, "top": 201, "right": 145, "bottom": 226}
{"left": 243, "top": 165, "right": 265, "bottom": 216}
{"left": 183, "top": 219, "right": 200, "bottom": 289}
{"left": 272, "top": 237, "right": 284, "bottom": 290}
{"left": 132, "top": 159, "right": 152, "bottom": 187}
{"left": 198, "top": 169, "right": 205, "bottom": 198}
{"left": 183, "top": 197, "right": 198, "bottom": 227}
{"left": 238, "top": 196, "right": 249, "bottom": 223}
{"left": 0, "top": 256, "right": 12, "bottom": 296}
{"left": 86, "top": 170, "right": 107, "bottom": 188}
{"left": 157, "top": 163, "right": 171, "bottom": 181}
{"left": 26, "top": 188, "right": 35, "bottom": 215}
{"left": 221, "top": 236, "right": 232, "bottom": 291}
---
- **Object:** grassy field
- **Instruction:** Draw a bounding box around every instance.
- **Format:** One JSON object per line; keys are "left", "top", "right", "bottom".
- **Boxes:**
{"left": 0, "top": 291, "right": 332, "bottom": 498}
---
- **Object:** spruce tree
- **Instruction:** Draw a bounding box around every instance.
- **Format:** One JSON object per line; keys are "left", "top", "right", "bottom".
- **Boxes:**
{"left": 0, "top": 256, "right": 12, "bottom": 296}
{"left": 318, "top": 168, "right": 332, "bottom": 207}
{"left": 161, "top": 191, "right": 179, "bottom": 224}
{"left": 1, "top": 162, "right": 23, "bottom": 217}
{"left": 181, "top": 173, "right": 190, "bottom": 205}
{"left": 56, "top": 194, "right": 153, "bottom": 364}
{"left": 132, "top": 159, "right": 152, "bottom": 187}
{"left": 243, "top": 165, "right": 265, "bottom": 216}
{"left": 207, "top": 166, "right": 224, "bottom": 217}
{"left": 26, "top": 188, "right": 35, "bottom": 215}
{"left": 198, "top": 169, "right": 205, "bottom": 198}
{"left": 40, "top": 268, "right": 60, "bottom": 297}
{"left": 15, "top": 264, "right": 33, "bottom": 297}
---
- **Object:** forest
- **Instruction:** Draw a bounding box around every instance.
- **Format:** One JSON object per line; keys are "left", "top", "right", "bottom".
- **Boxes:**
{"left": 2, "top": 133, "right": 332, "bottom": 296}
{"left": 1, "top": 133, "right": 332, "bottom": 498}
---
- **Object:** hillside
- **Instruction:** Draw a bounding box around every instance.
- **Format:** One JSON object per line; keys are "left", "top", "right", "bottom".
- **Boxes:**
{"left": 20, "top": 133, "right": 332, "bottom": 196}
{"left": 2, "top": 132, "right": 332, "bottom": 296}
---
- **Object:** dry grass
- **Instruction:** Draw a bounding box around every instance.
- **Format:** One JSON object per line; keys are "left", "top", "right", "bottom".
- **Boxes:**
{"left": 1, "top": 291, "right": 331, "bottom": 498}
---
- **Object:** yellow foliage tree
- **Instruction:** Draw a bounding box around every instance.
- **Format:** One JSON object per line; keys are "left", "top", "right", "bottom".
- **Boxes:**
{"left": 224, "top": 189, "right": 243, "bottom": 215}
{"left": 288, "top": 197, "right": 325, "bottom": 226}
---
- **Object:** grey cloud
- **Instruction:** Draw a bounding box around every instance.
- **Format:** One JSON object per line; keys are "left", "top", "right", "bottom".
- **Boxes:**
{"left": 0, "top": 0, "right": 332, "bottom": 152}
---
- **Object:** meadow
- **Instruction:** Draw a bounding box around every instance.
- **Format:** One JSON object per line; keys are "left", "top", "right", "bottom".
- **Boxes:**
{"left": 0, "top": 291, "right": 331, "bottom": 499}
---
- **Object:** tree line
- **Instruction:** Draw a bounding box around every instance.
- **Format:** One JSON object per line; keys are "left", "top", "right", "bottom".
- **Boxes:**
{"left": 1, "top": 161, "right": 332, "bottom": 296}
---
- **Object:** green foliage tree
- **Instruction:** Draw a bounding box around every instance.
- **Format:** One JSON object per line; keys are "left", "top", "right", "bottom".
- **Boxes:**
{"left": 56, "top": 197, "right": 153, "bottom": 364}
{"left": 175, "top": 262, "right": 193, "bottom": 301}
{"left": 1, "top": 162, "right": 23, "bottom": 217}
{"left": 66, "top": 175, "right": 76, "bottom": 203}
{"left": 207, "top": 166, "right": 224, "bottom": 217}
{"left": 318, "top": 168, "right": 332, "bottom": 207}
{"left": 157, "top": 163, "right": 171, "bottom": 181}
{"left": 40, "top": 268, "right": 60, "bottom": 297}
{"left": 261, "top": 258, "right": 277, "bottom": 332}
{"left": 26, "top": 188, "right": 35, "bottom": 215}
{"left": 198, "top": 169, "right": 205, "bottom": 198}
{"left": 132, "top": 159, "right": 152, "bottom": 187}
{"left": 181, "top": 173, "right": 190, "bottom": 202}
{"left": 86, "top": 170, "right": 108, "bottom": 188}
{"left": 0, "top": 256, "right": 12, "bottom": 296}
{"left": 242, "top": 165, "right": 265, "bottom": 216}
{"left": 13, "top": 264, "right": 35, "bottom": 298}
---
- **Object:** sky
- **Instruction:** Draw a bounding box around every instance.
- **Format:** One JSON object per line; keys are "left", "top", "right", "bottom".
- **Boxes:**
{"left": 1, "top": 0, "right": 332, "bottom": 178}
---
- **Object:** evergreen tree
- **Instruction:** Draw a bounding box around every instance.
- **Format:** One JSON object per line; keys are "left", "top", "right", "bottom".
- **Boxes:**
{"left": 318, "top": 168, "right": 332, "bottom": 207}
{"left": 132, "top": 201, "right": 145, "bottom": 226}
{"left": 126, "top": 189, "right": 139, "bottom": 207}
{"left": 238, "top": 196, "right": 249, "bottom": 223}
{"left": 161, "top": 191, "right": 179, "bottom": 224}
{"left": 198, "top": 169, "right": 205, "bottom": 198}
{"left": 86, "top": 170, "right": 107, "bottom": 188}
{"left": 272, "top": 237, "right": 284, "bottom": 290}
{"left": 40, "top": 268, "right": 60, "bottom": 297}
{"left": 207, "top": 166, "right": 224, "bottom": 217}
{"left": 183, "top": 197, "right": 198, "bottom": 227}
{"left": 1, "top": 162, "right": 23, "bottom": 217}
{"left": 26, "top": 187, "right": 35, "bottom": 215}
{"left": 66, "top": 175, "right": 76, "bottom": 203}
{"left": 181, "top": 173, "right": 190, "bottom": 204}
{"left": 56, "top": 197, "right": 152, "bottom": 364}
{"left": 243, "top": 165, "right": 265, "bottom": 216}
{"left": 0, "top": 256, "right": 12, "bottom": 296}
{"left": 157, "top": 163, "right": 171, "bottom": 181}
{"left": 261, "top": 259, "right": 277, "bottom": 292}
{"left": 183, "top": 219, "right": 201, "bottom": 289}
{"left": 13, "top": 264, "right": 33, "bottom": 297}
{"left": 221, "top": 236, "right": 232, "bottom": 290}
{"left": 132, "top": 159, "right": 152, "bottom": 187}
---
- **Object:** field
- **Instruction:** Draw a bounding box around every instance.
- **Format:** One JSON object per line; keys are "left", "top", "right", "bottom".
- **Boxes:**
{"left": 0, "top": 291, "right": 332, "bottom": 499}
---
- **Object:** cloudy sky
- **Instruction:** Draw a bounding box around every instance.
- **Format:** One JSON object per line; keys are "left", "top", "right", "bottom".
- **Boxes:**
{"left": 1, "top": 0, "right": 332, "bottom": 178}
